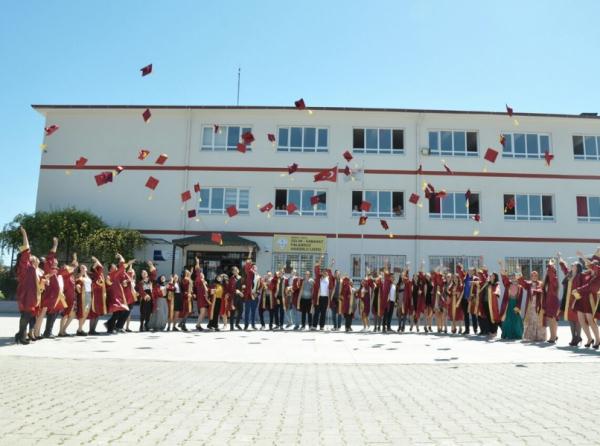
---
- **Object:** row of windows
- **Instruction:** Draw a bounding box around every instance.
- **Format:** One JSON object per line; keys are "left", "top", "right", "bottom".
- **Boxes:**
{"left": 199, "top": 125, "right": 600, "bottom": 161}
{"left": 196, "top": 187, "right": 600, "bottom": 222}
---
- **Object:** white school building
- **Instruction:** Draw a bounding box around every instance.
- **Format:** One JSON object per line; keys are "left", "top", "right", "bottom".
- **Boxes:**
{"left": 33, "top": 104, "right": 600, "bottom": 281}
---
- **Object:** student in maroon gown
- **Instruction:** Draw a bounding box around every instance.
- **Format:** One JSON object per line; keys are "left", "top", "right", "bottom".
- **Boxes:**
{"left": 558, "top": 253, "right": 583, "bottom": 346}
{"left": 398, "top": 267, "right": 412, "bottom": 332}
{"left": 542, "top": 259, "right": 560, "bottom": 343}
{"left": 57, "top": 253, "right": 78, "bottom": 337}
{"left": 339, "top": 276, "right": 354, "bottom": 332}
{"left": 123, "top": 267, "right": 137, "bottom": 332}
{"left": 573, "top": 252, "right": 600, "bottom": 349}
{"left": 178, "top": 269, "right": 193, "bottom": 331}
{"left": 104, "top": 254, "right": 132, "bottom": 334}
{"left": 74, "top": 264, "right": 92, "bottom": 336}
{"left": 194, "top": 256, "right": 209, "bottom": 331}
{"left": 87, "top": 256, "right": 107, "bottom": 335}
{"left": 36, "top": 237, "right": 66, "bottom": 339}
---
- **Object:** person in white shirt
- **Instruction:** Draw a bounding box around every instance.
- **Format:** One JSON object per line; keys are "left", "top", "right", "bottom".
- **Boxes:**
{"left": 383, "top": 278, "right": 396, "bottom": 333}
{"left": 313, "top": 269, "right": 330, "bottom": 331}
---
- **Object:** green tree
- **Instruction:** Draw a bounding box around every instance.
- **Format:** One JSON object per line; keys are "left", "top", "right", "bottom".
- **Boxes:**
{"left": 79, "top": 228, "right": 146, "bottom": 265}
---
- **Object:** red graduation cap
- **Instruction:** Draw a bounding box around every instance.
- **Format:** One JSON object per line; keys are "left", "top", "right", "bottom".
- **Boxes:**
{"left": 544, "top": 151, "right": 554, "bottom": 166}
{"left": 242, "top": 131, "right": 255, "bottom": 145}
{"left": 484, "top": 148, "right": 499, "bottom": 163}
{"left": 409, "top": 193, "right": 420, "bottom": 204}
{"left": 181, "top": 190, "right": 192, "bottom": 202}
{"left": 443, "top": 163, "right": 453, "bottom": 174}
{"left": 211, "top": 232, "right": 223, "bottom": 245}
{"left": 314, "top": 166, "right": 337, "bottom": 183}
{"left": 288, "top": 163, "right": 299, "bottom": 175}
{"left": 138, "top": 149, "right": 150, "bottom": 160}
{"left": 465, "top": 189, "right": 472, "bottom": 200}
{"left": 506, "top": 197, "right": 515, "bottom": 211}
{"left": 424, "top": 183, "right": 435, "bottom": 199}
{"left": 193, "top": 183, "right": 201, "bottom": 193}
{"left": 44, "top": 125, "right": 59, "bottom": 136}
{"left": 472, "top": 214, "right": 481, "bottom": 222}
{"left": 343, "top": 165, "right": 351, "bottom": 176}
{"left": 267, "top": 133, "right": 276, "bottom": 143}
{"left": 94, "top": 171, "right": 113, "bottom": 186}
{"left": 505, "top": 104, "right": 514, "bottom": 117}
{"left": 75, "top": 157, "right": 88, "bottom": 168}
{"left": 294, "top": 98, "right": 306, "bottom": 110}
{"left": 286, "top": 203, "right": 298, "bottom": 214}
{"left": 499, "top": 134, "right": 506, "bottom": 147}
{"left": 237, "top": 143, "right": 247, "bottom": 153}
{"left": 436, "top": 190, "right": 448, "bottom": 199}
{"left": 213, "top": 124, "right": 219, "bottom": 134}
{"left": 310, "top": 193, "right": 326, "bottom": 206}
{"left": 142, "top": 108, "right": 152, "bottom": 123}
{"left": 145, "top": 176, "right": 159, "bottom": 190}
{"left": 380, "top": 219, "right": 389, "bottom": 230}
{"left": 260, "top": 202, "right": 274, "bottom": 213}
{"left": 140, "top": 64, "right": 152, "bottom": 76}
{"left": 358, "top": 215, "right": 368, "bottom": 226}
{"left": 115, "top": 165, "right": 124, "bottom": 175}
{"left": 416, "top": 164, "right": 423, "bottom": 175}
{"left": 187, "top": 209, "right": 196, "bottom": 218}
{"left": 155, "top": 154, "right": 168, "bottom": 165}
{"left": 343, "top": 150, "right": 353, "bottom": 162}
{"left": 226, "top": 205, "right": 238, "bottom": 218}
{"left": 360, "top": 201, "right": 371, "bottom": 212}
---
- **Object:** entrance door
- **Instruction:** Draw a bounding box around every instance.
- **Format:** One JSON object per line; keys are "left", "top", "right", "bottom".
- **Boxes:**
{"left": 185, "top": 250, "right": 254, "bottom": 283}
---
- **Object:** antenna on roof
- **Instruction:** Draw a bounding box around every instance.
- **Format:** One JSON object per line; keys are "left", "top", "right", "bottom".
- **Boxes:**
{"left": 236, "top": 66, "right": 241, "bottom": 106}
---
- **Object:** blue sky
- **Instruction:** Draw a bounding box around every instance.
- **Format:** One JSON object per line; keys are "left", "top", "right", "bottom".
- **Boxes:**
{"left": 1, "top": 0, "right": 600, "bottom": 241}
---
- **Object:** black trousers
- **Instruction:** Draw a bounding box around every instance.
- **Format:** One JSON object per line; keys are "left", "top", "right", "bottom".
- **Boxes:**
{"left": 299, "top": 299, "right": 312, "bottom": 327}
{"left": 208, "top": 299, "right": 222, "bottom": 328}
{"left": 18, "top": 311, "right": 34, "bottom": 338}
{"left": 231, "top": 296, "right": 243, "bottom": 328}
{"left": 460, "top": 299, "right": 470, "bottom": 331}
{"left": 116, "top": 310, "right": 130, "bottom": 329}
{"left": 140, "top": 299, "right": 152, "bottom": 330}
{"left": 383, "top": 301, "right": 395, "bottom": 330}
{"left": 482, "top": 300, "right": 498, "bottom": 335}
{"left": 313, "top": 296, "right": 328, "bottom": 328}
{"left": 106, "top": 310, "right": 129, "bottom": 332}
{"left": 43, "top": 312, "right": 58, "bottom": 336}
{"left": 259, "top": 308, "right": 275, "bottom": 328}
{"left": 344, "top": 314, "right": 353, "bottom": 330}
{"left": 275, "top": 302, "right": 283, "bottom": 327}
{"left": 330, "top": 298, "right": 340, "bottom": 329}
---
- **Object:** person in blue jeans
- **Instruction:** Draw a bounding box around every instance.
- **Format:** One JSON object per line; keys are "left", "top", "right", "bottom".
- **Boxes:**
{"left": 243, "top": 272, "right": 260, "bottom": 330}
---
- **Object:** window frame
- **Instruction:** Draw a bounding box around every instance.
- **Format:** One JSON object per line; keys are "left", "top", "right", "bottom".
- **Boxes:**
{"left": 428, "top": 192, "right": 480, "bottom": 220}
{"left": 428, "top": 129, "right": 479, "bottom": 157}
{"left": 504, "top": 257, "right": 549, "bottom": 277}
{"left": 576, "top": 195, "right": 600, "bottom": 222}
{"left": 503, "top": 193, "right": 555, "bottom": 222}
{"left": 572, "top": 134, "right": 600, "bottom": 161}
{"left": 198, "top": 187, "right": 250, "bottom": 215}
{"left": 501, "top": 132, "right": 552, "bottom": 159}
{"left": 351, "top": 190, "right": 405, "bottom": 218}
{"left": 201, "top": 125, "right": 253, "bottom": 152}
{"left": 428, "top": 256, "right": 483, "bottom": 273}
{"left": 272, "top": 253, "right": 328, "bottom": 276}
{"left": 277, "top": 126, "right": 329, "bottom": 153}
{"left": 351, "top": 254, "right": 407, "bottom": 280}
{"left": 352, "top": 127, "right": 405, "bottom": 155}
{"left": 273, "top": 188, "right": 328, "bottom": 217}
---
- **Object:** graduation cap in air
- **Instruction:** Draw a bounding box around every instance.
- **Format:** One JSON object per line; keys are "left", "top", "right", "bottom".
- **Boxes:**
{"left": 294, "top": 98, "right": 306, "bottom": 110}
{"left": 416, "top": 164, "right": 423, "bottom": 175}
{"left": 95, "top": 171, "right": 113, "bottom": 186}
{"left": 465, "top": 189, "right": 472, "bottom": 200}
{"left": 358, "top": 215, "right": 368, "bottom": 226}
{"left": 409, "top": 193, "right": 420, "bottom": 205}
{"left": 380, "top": 219, "right": 389, "bottom": 230}
{"left": 343, "top": 150, "right": 353, "bottom": 162}
{"left": 499, "top": 134, "right": 506, "bottom": 147}
{"left": 544, "top": 151, "right": 554, "bottom": 166}
{"left": 484, "top": 148, "right": 498, "bottom": 163}
{"left": 442, "top": 161, "right": 453, "bottom": 174}
{"left": 75, "top": 157, "right": 88, "bottom": 168}
{"left": 288, "top": 163, "right": 298, "bottom": 175}
{"left": 472, "top": 214, "right": 481, "bottom": 222}
{"left": 505, "top": 104, "right": 514, "bottom": 117}
{"left": 140, "top": 64, "right": 153, "bottom": 76}
{"left": 181, "top": 190, "right": 191, "bottom": 202}
{"left": 343, "top": 165, "right": 351, "bottom": 176}
{"left": 213, "top": 124, "right": 220, "bottom": 134}
{"left": 211, "top": 233, "right": 223, "bottom": 245}
{"left": 436, "top": 190, "right": 448, "bottom": 199}
{"left": 505, "top": 197, "right": 515, "bottom": 212}
{"left": 145, "top": 176, "right": 159, "bottom": 190}
{"left": 260, "top": 202, "right": 274, "bottom": 213}
{"left": 194, "top": 183, "right": 201, "bottom": 193}
{"left": 424, "top": 183, "right": 435, "bottom": 199}
{"left": 360, "top": 201, "right": 371, "bottom": 212}
{"left": 115, "top": 165, "right": 124, "bottom": 175}
{"left": 237, "top": 143, "right": 247, "bottom": 153}
{"left": 187, "top": 209, "right": 196, "bottom": 218}
{"left": 44, "top": 125, "right": 59, "bottom": 136}
{"left": 286, "top": 203, "right": 298, "bottom": 214}
{"left": 242, "top": 131, "right": 255, "bottom": 145}
{"left": 138, "top": 149, "right": 150, "bottom": 160}
{"left": 310, "top": 193, "right": 326, "bottom": 206}
{"left": 155, "top": 154, "right": 168, "bottom": 165}
{"left": 226, "top": 205, "right": 238, "bottom": 218}
{"left": 267, "top": 133, "right": 276, "bottom": 143}
{"left": 142, "top": 108, "right": 151, "bottom": 123}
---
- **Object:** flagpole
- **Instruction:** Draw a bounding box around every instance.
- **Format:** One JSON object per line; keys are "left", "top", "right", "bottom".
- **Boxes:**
{"left": 334, "top": 164, "right": 339, "bottom": 266}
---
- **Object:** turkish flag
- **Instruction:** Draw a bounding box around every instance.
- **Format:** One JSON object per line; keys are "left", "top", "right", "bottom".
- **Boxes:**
{"left": 314, "top": 166, "right": 337, "bottom": 183}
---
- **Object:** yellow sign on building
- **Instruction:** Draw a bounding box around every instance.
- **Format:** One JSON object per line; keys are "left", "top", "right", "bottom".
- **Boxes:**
{"left": 273, "top": 234, "right": 327, "bottom": 253}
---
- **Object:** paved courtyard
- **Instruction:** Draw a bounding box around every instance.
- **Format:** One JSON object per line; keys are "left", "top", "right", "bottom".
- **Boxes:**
{"left": 1, "top": 315, "right": 599, "bottom": 445}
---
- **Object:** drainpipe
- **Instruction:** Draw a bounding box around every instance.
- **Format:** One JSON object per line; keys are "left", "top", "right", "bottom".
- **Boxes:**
{"left": 414, "top": 113, "right": 424, "bottom": 269}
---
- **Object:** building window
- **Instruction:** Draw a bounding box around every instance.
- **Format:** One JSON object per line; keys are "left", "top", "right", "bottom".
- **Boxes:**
{"left": 272, "top": 253, "right": 328, "bottom": 276}
{"left": 277, "top": 126, "right": 328, "bottom": 152}
{"left": 201, "top": 126, "right": 252, "bottom": 151}
{"left": 576, "top": 196, "right": 600, "bottom": 222}
{"left": 351, "top": 254, "right": 407, "bottom": 280}
{"left": 198, "top": 188, "right": 250, "bottom": 214}
{"left": 274, "top": 189, "right": 327, "bottom": 216}
{"left": 504, "top": 257, "right": 548, "bottom": 277}
{"left": 573, "top": 135, "right": 600, "bottom": 160}
{"left": 428, "top": 192, "right": 479, "bottom": 219}
{"left": 352, "top": 128, "right": 404, "bottom": 154}
{"left": 351, "top": 191, "right": 404, "bottom": 217}
{"left": 503, "top": 194, "right": 554, "bottom": 221}
{"left": 429, "top": 256, "right": 482, "bottom": 273}
{"left": 501, "top": 132, "right": 551, "bottom": 159}
{"left": 428, "top": 130, "right": 478, "bottom": 156}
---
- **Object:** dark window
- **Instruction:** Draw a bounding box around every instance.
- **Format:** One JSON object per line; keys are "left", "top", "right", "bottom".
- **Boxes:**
{"left": 466, "top": 132, "right": 478, "bottom": 152}
{"left": 275, "top": 189, "right": 287, "bottom": 210}
{"left": 392, "top": 192, "right": 404, "bottom": 215}
{"left": 504, "top": 194, "right": 515, "bottom": 215}
{"left": 542, "top": 196, "right": 553, "bottom": 216}
{"left": 352, "top": 191, "right": 363, "bottom": 212}
{"left": 573, "top": 135, "right": 584, "bottom": 156}
{"left": 353, "top": 129, "right": 364, "bottom": 149}
{"left": 392, "top": 130, "right": 404, "bottom": 150}
{"left": 576, "top": 196, "right": 588, "bottom": 217}
{"left": 468, "top": 193, "right": 480, "bottom": 214}
{"left": 428, "top": 195, "right": 441, "bottom": 213}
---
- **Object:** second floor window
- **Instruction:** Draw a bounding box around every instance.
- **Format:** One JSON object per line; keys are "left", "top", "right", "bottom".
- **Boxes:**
{"left": 201, "top": 126, "right": 252, "bottom": 151}
{"left": 198, "top": 188, "right": 249, "bottom": 214}
{"left": 429, "top": 256, "right": 482, "bottom": 273}
{"left": 428, "top": 130, "right": 478, "bottom": 156}
{"left": 501, "top": 132, "right": 550, "bottom": 159}
{"left": 352, "top": 128, "right": 404, "bottom": 154}
{"left": 504, "top": 257, "right": 548, "bottom": 277}
{"left": 351, "top": 191, "right": 404, "bottom": 217}
{"left": 277, "top": 127, "right": 328, "bottom": 152}
{"left": 429, "top": 192, "right": 479, "bottom": 219}
{"left": 274, "top": 189, "right": 327, "bottom": 216}
{"left": 573, "top": 135, "right": 600, "bottom": 160}
{"left": 576, "top": 196, "right": 600, "bottom": 222}
{"left": 503, "top": 194, "right": 554, "bottom": 221}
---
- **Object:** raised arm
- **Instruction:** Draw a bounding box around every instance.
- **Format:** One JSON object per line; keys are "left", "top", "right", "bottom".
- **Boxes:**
{"left": 20, "top": 226, "right": 30, "bottom": 251}
{"left": 50, "top": 236, "right": 58, "bottom": 253}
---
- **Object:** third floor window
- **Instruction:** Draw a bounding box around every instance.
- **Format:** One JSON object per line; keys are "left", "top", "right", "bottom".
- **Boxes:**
{"left": 352, "top": 128, "right": 404, "bottom": 154}
{"left": 277, "top": 127, "right": 328, "bottom": 153}
{"left": 573, "top": 135, "right": 600, "bottom": 160}
{"left": 501, "top": 132, "right": 550, "bottom": 159}
{"left": 428, "top": 130, "right": 478, "bottom": 156}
